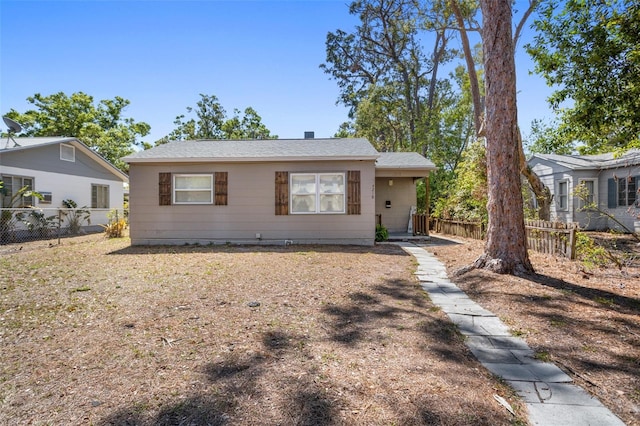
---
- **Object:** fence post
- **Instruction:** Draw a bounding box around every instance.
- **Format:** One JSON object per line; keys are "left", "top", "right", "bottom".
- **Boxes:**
{"left": 569, "top": 226, "right": 577, "bottom": 260}
{"left": 57, "top": 209, "right": 62, "bottom": 245}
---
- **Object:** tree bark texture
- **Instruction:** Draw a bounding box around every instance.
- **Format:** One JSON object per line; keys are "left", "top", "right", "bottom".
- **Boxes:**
{"left": 478, "top": 0, "right": 533, "bottom": 274}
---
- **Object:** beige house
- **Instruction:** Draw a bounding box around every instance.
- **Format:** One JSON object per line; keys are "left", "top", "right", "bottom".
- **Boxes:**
{"left": 123, "top": 138, "right": 435, "bottom": 245}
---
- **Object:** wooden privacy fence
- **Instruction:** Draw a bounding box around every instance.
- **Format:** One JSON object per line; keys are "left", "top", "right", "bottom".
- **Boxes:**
{"left": 429, "top": 218, "right": 579, "bottom": 260}
{"left": 429, "top": 218, "right": 486, "bottom": 240}
{"left": 525, "top": 220, "right": 578, "bottom": 260}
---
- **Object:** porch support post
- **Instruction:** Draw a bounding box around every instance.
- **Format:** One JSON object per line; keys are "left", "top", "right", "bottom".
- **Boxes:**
{"left": 423, "top": 175, "right": 430, "bottom": 235}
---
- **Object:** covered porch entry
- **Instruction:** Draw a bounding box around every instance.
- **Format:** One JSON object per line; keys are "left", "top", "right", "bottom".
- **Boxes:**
{"left": 374, "top": 152, "right": 436, "bottom": 237}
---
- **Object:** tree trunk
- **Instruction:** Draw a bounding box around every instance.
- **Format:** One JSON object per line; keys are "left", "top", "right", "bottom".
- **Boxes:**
{"left": 477, "top": 0, "right": 534, "bottom": 275}
{"left": 517, "top": 128, "right": 552, "bottom": 220}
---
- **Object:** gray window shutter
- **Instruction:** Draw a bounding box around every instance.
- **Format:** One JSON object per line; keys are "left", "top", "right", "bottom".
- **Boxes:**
{"left": 607, "top": 178, "right": 617, "bottom": 209}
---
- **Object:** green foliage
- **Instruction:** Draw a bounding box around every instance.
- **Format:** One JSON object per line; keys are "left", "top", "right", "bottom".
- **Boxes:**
{"left": 375, "top": 224, "right": 389, "bottom": 242}
{"left": 61, "top": 199, "right": 91, "bottom": 235}
{"left": 432, "top": 141, "right": 487, "bottom": 222}
{"left": 528, "top": 0, "right": 640, "bottom": 153}
{"left": 156, "top": 94, "right": 277, "bottom": 144}
{"left": 1, "top": 186, "right": 44, "bottom": 243}
{"left": 524, "top": 118, "right": 576, "bottom": 155}
{"left": 15, "top": 209, "right": 58, "bottom": 235}
{"left": 575, "top": 232, "right": 610, "bottom": 270}
{"left": 4, "top": 92, "right": 150, "bottom": 171}
{"left": 321, "top": 0, "right": 463, "bottom": 158}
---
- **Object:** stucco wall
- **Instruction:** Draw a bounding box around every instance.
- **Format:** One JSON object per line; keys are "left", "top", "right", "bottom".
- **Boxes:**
{"left": 128, "top": 160, "right": 376, "bottom": 245}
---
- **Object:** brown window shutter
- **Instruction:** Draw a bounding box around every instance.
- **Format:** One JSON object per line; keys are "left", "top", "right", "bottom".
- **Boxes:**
{"left": 159, "top": 172, "right": 172, "bottom": 205}
{"left": 275, "top": 171, "right": 289, "bottom": 215}
{"left": 215, "top": 172, "right": 228, "bottom": 205}
{"left": 347, "top": 170, "right": 361, "bottom": 215}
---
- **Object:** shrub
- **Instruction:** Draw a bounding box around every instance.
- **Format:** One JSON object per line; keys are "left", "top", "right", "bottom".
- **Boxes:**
{"left": 102, "top": 218, "right": 127, "bottom": 238}
{"left": 61, "top": 199, "right": 91, "bottom": 235}
{"left": 375, "top": 224, "right": 389, "bottom": 242}
{"left": 575, "top": 232, "right": 611, "bottom": 270}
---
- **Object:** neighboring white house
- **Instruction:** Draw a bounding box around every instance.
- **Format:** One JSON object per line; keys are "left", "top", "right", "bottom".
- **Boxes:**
{"left": 123, "top": 137, "right": 435, "bottom": 245}
{"left": 0, "top": 137, "right": 128, "bottom": 229}
{"left": 528, "top": 150, "right": 640, "bottom": 231}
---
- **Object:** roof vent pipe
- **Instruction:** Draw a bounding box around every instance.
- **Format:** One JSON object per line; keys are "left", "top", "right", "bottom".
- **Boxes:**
{"left": 304, "top": 131, "right": 314, "bottom": 139}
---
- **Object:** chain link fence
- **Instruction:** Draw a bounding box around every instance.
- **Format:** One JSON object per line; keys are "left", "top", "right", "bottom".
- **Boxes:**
{"left": 0, "top": 207, "right": 127, "bottom": 246}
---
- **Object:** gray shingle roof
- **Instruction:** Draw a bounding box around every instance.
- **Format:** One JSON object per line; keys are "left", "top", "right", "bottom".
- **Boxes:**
{"left": 375, "top": 152, "right": 436, "bottom": 170}
{"left": 1, "top": 137, "right": 79, "bottom": 150}
{"left": 530, "top": 149, "right": 640, "bottom": 170}
{"left": 123, "top": 138, "right": 380, "bottom": 163}
{"left": 0, "top": 137, "right": 128, "bottom": 181}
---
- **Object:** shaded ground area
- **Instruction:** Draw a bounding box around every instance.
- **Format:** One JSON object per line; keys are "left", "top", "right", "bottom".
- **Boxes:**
{"left": 0, "top": 234, "right": 524, "bottom": 425}
{"left": 427, "top": 232, "right": 640, "bottom": 426}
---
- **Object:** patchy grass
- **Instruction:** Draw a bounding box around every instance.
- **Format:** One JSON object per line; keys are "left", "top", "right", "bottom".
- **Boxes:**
{"left": 0, "top": 234, "right": 523, "bottom": 425}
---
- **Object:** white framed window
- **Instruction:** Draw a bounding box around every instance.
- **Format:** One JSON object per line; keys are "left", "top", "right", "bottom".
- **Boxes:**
{"left": 290, "top": 173, "right": 345, "bottom": 214}
{"left": 557, "top": 180, "right": 569, "bottom": 211}
{"left": 173, "top": 174, "right": 213, "bottom": 204}
{"left": 617, "top": 176, "right": 637, "bottom": 207}
{"left": 91, "top": 184, "right": 109, "bottom": 208}
{"left": 60, "top": 144, "right": 75, "bottom": 162}
{"left": 578, "top": 178, "right": 598, "bottom": 209}
{"left": 1, "top": 175, "right": 34, "bottom": 207}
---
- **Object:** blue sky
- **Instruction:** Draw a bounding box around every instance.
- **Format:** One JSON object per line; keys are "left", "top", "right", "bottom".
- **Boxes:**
{"left": 1, "top": 0, "right": 553, "bottom": 144}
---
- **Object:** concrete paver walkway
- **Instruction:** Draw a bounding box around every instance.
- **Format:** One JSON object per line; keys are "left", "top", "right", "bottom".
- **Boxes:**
{"left": 398, "top": 242, "right": 626, "bottom": 426}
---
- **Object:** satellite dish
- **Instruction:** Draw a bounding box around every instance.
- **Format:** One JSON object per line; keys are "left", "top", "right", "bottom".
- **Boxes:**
{"left": 3, "top": 116, "right": 23, "bottom": 134}
{"left": 2, "top": 116, "right": 23, "bottom": 148}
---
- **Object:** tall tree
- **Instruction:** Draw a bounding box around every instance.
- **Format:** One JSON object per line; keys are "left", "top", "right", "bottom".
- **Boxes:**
{"left": 528, "top": 0, "right": 640, "bottom": 153}
{"left": 321, "top": 0, "right": 456, "bottom": 155}
{"left": 156, "top": 94, "right": 276, "bottom": 144}
{"left": 472, "top": 0, "right": 533, "bottom": 274}
{"left": 5, "top": 92, "right": 150, "bottom": 171}
{"left": 449, "top": 0, "right": 551, "bottom": 221}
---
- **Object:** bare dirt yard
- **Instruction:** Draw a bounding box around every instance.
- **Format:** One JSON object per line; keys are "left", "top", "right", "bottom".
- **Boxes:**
{"left": 1, "top": 234, "right": 524, "bottom": 426}
{"left": 429, "top": 232, "right": 640, "bottom": 426}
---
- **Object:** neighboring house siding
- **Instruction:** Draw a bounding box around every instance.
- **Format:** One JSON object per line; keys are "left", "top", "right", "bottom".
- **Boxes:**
{"left": 1, "top": 144, "right": 117, "bottom": 181}
{"left": 600, "top": 169, "right": 639, "bottom": 232}
{"left": 128, "top": 161, "right": 376, "bottom": 245}
{"left": 1, "top": 165, "right": 124, "bottom": 225}
{"left": 529, "top": 155, "right": 639, "bottom": 231}
{"left": 375, "top": 177, "right": 417, "bottom": 233}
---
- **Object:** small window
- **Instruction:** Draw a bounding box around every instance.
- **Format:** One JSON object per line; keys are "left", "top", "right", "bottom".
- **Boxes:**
{"left": 557, "top": 180, "right": 568, "bottom": 211}
{"left": 290, "top": 173, "right": 345, "bottom": 214}
{"left": 578, "top": 179, "right": 598, "bottom": 209}
{"left": 173, "top": 174, "right": 213, "bottom": 204}
{"left": 617, "top": 176, "right": 637, "bottom": 207}
{"left": 60, "top": 144, "right": 75, "bottom": 162}
{"left": 91, "top": 184, "right": 109, "bottom": 208}
{"left": 40, "top": 192, "right": 53, "bottom": 204}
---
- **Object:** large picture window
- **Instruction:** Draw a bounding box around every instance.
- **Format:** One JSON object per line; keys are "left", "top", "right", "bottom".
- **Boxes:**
{"left": 173, "top": 174, "right": 214, "bottom": 204}
{"left": 290, "top": 173, "right": 345, "bottom": 214}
